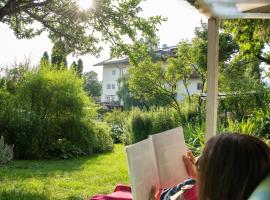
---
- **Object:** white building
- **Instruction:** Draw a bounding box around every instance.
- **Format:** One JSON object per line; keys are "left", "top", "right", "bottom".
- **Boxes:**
{"left": 94, "top": 47, "right": 203, "bottom": 107}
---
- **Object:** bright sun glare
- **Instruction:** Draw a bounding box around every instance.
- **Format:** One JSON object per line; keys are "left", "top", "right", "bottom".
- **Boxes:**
{"left": 77, "top": 0, "right": 92, "bottom": 9}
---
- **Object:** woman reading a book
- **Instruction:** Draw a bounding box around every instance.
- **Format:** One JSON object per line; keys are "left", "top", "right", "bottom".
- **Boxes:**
{"left": 151, "top": 133, "right": 270, "bottom": 200}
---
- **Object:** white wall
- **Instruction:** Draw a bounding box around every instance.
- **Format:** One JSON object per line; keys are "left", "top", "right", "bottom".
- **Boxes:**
{"left": 101, "top": 63, "right": 128, "bottom": 103}
{"left": 101, "top": 63, "right": 202, "bottom": 103}
{"left": 176, "top": 79, "right": 202, "bottom": 101}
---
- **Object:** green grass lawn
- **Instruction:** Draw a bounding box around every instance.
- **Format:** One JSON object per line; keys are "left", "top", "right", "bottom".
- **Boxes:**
{"left": 0, "top": 144, "right": 129, "bottom": 200}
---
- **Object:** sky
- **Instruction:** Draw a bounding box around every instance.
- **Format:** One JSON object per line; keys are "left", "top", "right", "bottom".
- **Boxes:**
{"left": 0, "top": 0, "right": 206, "bottom": 80}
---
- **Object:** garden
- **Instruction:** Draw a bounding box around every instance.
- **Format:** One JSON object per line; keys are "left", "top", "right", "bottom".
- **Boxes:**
{"left": 0, "top": 0, "right": 270, "bottom": 199}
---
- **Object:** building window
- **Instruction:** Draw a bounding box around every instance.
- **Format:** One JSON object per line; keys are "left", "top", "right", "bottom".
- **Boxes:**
{"left": 112, "top": 70, "right": 116, "bottom": 75}
{"left": 111, "top": 96, "right": 115, "bottom": 102}
{"left": 197, "top": 83, "right": 203, "bottom": 91}
{"left": 112, "top": 84, "right": 115, "bottom": 89}
{"left": 106, "top": 84, "right": 111, "bottom": 89}
{"left": 106, "top": 96, "right": 110, "bottom": 102}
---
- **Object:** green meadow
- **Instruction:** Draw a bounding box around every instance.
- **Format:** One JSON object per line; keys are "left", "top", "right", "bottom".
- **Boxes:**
{"left": 0, "top": 145, "right": 129, "bottom": 200}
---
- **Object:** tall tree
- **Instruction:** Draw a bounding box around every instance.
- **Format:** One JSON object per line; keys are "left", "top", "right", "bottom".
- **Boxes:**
{"left": 83, "top": 71, "right": 102, "bottom": 97}
{"left": 70, "top": 61, "right": 77, "bottom": 72}
{"left": 117, "top": 75, "right": 142, "bottom": 110}
{"left": 129, "top": 54, "right": 182, "bottom": 115}
{"left": 167, "top": 40, "right": 193, "bottom": 102}
{"left": 77, "top": 59, "right": 83, "bottom": 77}
{"left": 190, "top": 22, "right": 239, "bottom": 93}
{"left": 51, "top": 41, "right": 67, "bottom": 69}
{"left": 0, "top": 0, "right": 164, "bottom": 57}
{"left": 39, "top": 51, "right": 50, "bottom": 67}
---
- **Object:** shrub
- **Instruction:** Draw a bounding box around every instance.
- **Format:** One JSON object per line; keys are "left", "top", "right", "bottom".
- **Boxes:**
{"left": 225, "top": 118, "right": 257, "bottom": 135}
{"left": 92, "top": 122, "right": 114, "bottom": 153}
{"left": 150, "top": 108, "right": 177, "bottom": 134}
{"left": 126, "top": 108, "right": 178, "bottom": 144}
{"left": 0, "top": 67, "right": 114, "bottom": 159}
{"left": 183, "top": 123, "right": 205, "bottom": 156}
{"left": 129, "top": 109, "right": 153, "bottom": 143}
{"left": 104, "top": 110, "right": 128, "bottom": 143}
{"left": 45, "top": 139, "right": 86, "bottom": 159}
{"left": 0, "top": 136, "right": 14, "bottom": 164}
{"left": 250, "top": 110, "right": 270, "bottom": 139}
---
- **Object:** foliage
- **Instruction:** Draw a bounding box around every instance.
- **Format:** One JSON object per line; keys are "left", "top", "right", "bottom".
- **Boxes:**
{"left": 70, "top": 61, "right": 77, "bottom": 72}
{"left": 249, "top": 110, "right": 270, "bottom": 139}
{"left": 222, "top": 19, "right": 270, "bottom": 65}
{"left": 219, "top": 109, "right": 270, "bottom": 140}
{"left": 150, "top": 108, "right": 177, "bottom": 134}
{"left": 92, "top": 122, "right": 114, "bottom": 153}
{"left": 167, "top": 40, "right": 193, "bottom": 101}
{"left": 77, "top": 59, "right": 84, "bottom": 77}
{"left": 183, "top": 123, "right": 205, "bottom": 156}
{"left": 129, "top": 55, "right": 181, "bottom": 114}
{"left": 0, "top": 64, "right": 29, "bottom": 94}
{"left": 128, "top": 109, "right": 153, "bottom": 143}
{"left": 124, "top": 108, "right": 180, "bottom": 144}
{"left": 104, "top": 109, "right": 128, "bottom": 143}
{"left": 128, "top": 22, "right": 239, "bottom": 115}
{"left": 0, "top": 66, "right": 113, "bottom": 159}
{"left": 70, "top": 59, "right": 84, "bottom": 77}
{"left": 218, "top": 89, "right": 269, "bottom": 121}
{"left": 83, "top": 71, "right": 102, "bottom": 97}
{"left": 0, "top": 0, "right": 164, "bottom": 57}
{"left": 0, "top": 136, "right": 13, "bottom": 164}
{"left": 225, "top": 119, "right": 257, "bottom": 135}
{"left": 190, "top": 22, "right": 239, "bottom": 93}
{"left": 40, "top": 51, "right": 50, "bottom": 66}
{"left": 0, "top": 144, "right": 128, "bottom": 200}
{"left": 51, "top": 41, "right": 67, "bottom": 69}
{"left": 117, "top": 75, "right": 141, "bottom": 110}
{"left": 45, "top": 139, "right": 86, "bottom": 159}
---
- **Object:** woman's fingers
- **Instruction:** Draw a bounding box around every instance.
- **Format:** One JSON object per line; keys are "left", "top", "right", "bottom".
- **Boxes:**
{"left": 183, "top": 152, "right": 198, "bottom": 179}
{"left": 149, "top": 186, "right": 156, "bottom": 200}
{"left": 187, "top": 150, "right": 196, "bottom": 164}
{"left": 183, "top": 155, "right": 192, "bottom": 175}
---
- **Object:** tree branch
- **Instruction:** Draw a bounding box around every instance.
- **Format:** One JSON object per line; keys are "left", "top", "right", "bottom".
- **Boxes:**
{"left": 0, "top": 0, "right": 52, "bottom": 22}
{"left": 257, "top": 54, "right": 270, "bottom": 65}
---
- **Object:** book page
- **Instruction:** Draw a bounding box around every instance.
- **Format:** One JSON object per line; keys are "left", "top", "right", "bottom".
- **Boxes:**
{"left": 126, "top": 138, "right": 160, "bottom": 200}
{"left": 151, "top": 127, "right": 188, "bottom": 188}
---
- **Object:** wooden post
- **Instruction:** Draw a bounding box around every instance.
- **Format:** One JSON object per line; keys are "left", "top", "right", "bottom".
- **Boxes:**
{"left": 205, "top": 17, "right": 219, "bottom": 141}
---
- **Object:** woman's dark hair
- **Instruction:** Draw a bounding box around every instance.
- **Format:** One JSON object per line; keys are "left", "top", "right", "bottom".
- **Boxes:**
{"left": 198, "top": 133, "right": 270, "bottom": 200}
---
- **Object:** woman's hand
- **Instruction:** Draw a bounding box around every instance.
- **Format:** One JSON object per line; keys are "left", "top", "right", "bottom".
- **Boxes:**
{"left": 183, "top": 151, "right": 198, "bottom": 180}
{"left": 149, "top": 186, "right": 157, "bottom": 200}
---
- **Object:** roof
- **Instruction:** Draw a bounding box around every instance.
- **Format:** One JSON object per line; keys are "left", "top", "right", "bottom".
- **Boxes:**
{"left": 93, "top": 46, "right": 178, "bottom": 66}
{"left": 93, "top": 57, "right": 129, "bottom": 66}
{"left": 187, "top": 0, "right": 270, "bottom": 19}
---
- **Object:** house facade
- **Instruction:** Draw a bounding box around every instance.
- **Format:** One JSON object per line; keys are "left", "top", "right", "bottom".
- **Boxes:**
{"left": 94, "top": 47, "right": 203, "bottom": 107}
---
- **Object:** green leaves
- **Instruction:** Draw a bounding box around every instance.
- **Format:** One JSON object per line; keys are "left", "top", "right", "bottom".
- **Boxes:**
{"left": 1, "top": 0, "right": 164, "bottom": 56}
{"left": 222, "top": 19, "right": 270, "bottom": 65}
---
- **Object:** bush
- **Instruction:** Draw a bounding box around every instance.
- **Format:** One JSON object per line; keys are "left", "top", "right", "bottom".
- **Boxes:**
{"left": 128, "top": 109, "right": 153, "bottom": 143}
{"left": 126, "top": 108, "right": 178, "bottom": 144}
{"left": 224, "top": 118, "right": 257, "bottom": 135}
{"left": 183, "top": 123, "right": 205, "bottom": 156}
{"left": 0, "top": 136, "right": 13, "bottom": 164}
{"left": 45, "top": 139, "right": 86, "bottom": 159}
{"left": 92, "top": 122, "right": 114, "bottom": 153}
{"left": 150, "top": 108, "right": 177, "bottom": 134}
{"left": 250, "top": 110, "right": 270, "bottom": 139}
{"left": 0, "top": 67, "right": 113, "bottom": 159}
{"left": 104, "top": 110, "right": 128, "bottom": 143}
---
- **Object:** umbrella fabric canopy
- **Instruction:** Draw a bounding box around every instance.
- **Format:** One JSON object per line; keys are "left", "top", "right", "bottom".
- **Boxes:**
{"left": 188, "top": 0, "right": 270, "bottom": 19}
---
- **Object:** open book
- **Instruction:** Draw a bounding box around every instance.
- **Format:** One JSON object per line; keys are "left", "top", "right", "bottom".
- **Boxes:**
{"left": 126, "top": 127, "right": 188, "bottom": 200}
